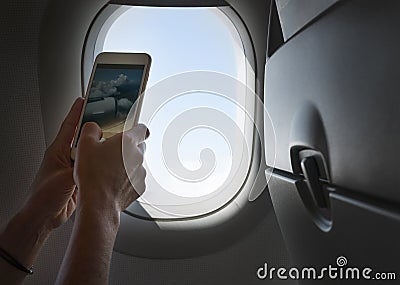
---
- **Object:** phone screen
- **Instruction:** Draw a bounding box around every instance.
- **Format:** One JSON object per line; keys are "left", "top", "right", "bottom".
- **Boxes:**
{"left": 75, "top": 63, "right": 145, "bottom": 145}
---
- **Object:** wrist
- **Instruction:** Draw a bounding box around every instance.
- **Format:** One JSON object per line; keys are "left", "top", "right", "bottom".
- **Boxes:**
{"left": 3, "top": 205, "right": 52, "bottom": 244}
{"left": 21, "top": 196, "right": 56, "bottom": 233}
{"left": 0, "top": 207, "right": 51, "bottom": 268}
{"left": 77, "top": 183, "right": 122, "bottom": 213}
{"left": 76, "top": 199, "right": 121, "bottom": 234}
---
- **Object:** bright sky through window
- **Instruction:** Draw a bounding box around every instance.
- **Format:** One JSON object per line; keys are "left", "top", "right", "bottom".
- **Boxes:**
{"left": 95, "top": 7, "right": 251, "bottom": 212}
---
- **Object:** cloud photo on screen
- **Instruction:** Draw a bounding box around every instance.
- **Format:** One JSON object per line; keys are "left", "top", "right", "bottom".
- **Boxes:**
{"left": 82, "top": 65, "right": 145, "bottom": 138}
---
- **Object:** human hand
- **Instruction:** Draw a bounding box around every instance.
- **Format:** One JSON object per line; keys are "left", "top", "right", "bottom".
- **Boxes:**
{"left": 22, "top": 98, "right": 84, "bottom": 231}
{"left": 73, "top": 122, "right": 148, "bottom": 216}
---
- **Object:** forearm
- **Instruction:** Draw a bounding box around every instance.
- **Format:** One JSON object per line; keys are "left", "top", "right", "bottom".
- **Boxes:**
{"left": 55, "top": 203, "right": 120, "bottom": 285}
{"left": 0, "top": 205, "right": 51, "bottom": 285}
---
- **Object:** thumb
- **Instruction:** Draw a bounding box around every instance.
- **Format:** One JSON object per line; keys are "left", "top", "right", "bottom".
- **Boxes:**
{"left": 55, "top": 97, "right": 84, "bottom": 145}
{"left": 80, "top": 122, "right": 103, "bottom": 142}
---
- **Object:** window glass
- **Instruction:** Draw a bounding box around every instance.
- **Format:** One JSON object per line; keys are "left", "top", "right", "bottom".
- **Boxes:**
{"left": 94, "top": 6, "right": 254, "bottom": 218}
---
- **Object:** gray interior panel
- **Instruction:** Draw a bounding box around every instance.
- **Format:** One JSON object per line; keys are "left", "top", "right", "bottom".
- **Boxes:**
{"left": 269, "top": 171, "right": 399, "bottom": 284}
{"left": 265, "top": 0, "right": 400, "bottom": 202}
{"left": 275, "top": 0, "right": 339, "bottom": 41}
{"left": 264, "top": 0, "right": 400, "bottom": 284}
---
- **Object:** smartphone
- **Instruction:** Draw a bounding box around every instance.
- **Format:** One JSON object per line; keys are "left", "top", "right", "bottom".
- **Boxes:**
{"left": 71, "top": 52, "right": 151, "bottom": 160}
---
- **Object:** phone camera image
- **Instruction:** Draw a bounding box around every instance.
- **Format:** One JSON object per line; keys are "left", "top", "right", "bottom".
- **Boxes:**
{"left": 80, "top": 64, "right": 145, "bottom": 140}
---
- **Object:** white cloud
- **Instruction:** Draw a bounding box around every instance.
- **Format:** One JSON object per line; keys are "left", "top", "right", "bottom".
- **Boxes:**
{"left": 117, "top": 98, "right": 133, "bottom": 110}
{"left": 90, "top": 73, "right": 130, "bottom": 98}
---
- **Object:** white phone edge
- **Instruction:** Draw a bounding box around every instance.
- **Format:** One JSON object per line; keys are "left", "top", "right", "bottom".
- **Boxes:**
{"left": 70, "top": 52, "right": 152, "bottom": 161}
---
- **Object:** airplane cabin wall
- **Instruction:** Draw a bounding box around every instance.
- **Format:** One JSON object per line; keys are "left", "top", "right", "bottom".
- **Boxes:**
{"left": 0, "top": 0, "right": 294, "bottom": 284}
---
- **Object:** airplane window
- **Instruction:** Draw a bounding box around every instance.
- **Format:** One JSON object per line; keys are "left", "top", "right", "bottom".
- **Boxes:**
{"left": 89, "top": 6, "right": 255, "bottom": 219}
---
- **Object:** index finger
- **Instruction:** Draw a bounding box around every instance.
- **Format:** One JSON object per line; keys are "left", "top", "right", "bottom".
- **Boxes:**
{"left": 124, "top": 124, "right": 149, "bottom": 145}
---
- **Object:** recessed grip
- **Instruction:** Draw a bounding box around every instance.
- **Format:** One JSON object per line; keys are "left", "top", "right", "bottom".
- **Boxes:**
{"left": 300, "top": 156, "right": 328, "bottom": 208}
